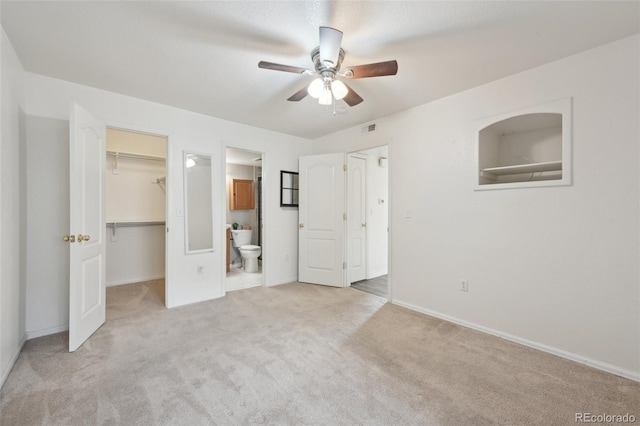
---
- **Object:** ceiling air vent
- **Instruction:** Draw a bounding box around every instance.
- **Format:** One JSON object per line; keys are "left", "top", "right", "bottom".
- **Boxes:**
{"left": 361, "top": 123, "right": 376, "bottom": 134}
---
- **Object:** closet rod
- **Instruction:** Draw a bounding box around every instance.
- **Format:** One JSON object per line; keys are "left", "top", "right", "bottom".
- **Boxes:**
{"left": 106, "top": 151, "right": 166, "bottom": 162}
{"left": 106, "top": 221, "right": 165, "bottom": 227}
{"left": 106, "top": 221, "right": 165, "bottom": 238}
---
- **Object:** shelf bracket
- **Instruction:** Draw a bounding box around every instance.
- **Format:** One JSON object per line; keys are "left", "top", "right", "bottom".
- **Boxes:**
{"left": 112, "top": 152, "right": 120, "bottom": 175}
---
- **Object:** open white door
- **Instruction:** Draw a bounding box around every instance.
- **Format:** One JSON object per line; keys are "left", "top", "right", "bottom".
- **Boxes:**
{"left": 347, "top": 154, "right": 367, "bottom": 283}
{"left": 68, "top": 104, "right": 107, "bottom": 352}
{"left": 298, "top": 153, "right": 346, "bottom": 287}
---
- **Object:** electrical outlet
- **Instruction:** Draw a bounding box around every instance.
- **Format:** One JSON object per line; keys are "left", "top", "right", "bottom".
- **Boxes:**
{"left": 460, "top": 280, "right": 469, "bottom": 292}
{"left": 197, "top": 266, "right": 204, "bottom": 275}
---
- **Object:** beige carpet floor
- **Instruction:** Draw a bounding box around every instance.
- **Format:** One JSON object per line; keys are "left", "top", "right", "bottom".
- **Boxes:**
{"left": 1, "top": 280, "right": 638, "bottom": 425}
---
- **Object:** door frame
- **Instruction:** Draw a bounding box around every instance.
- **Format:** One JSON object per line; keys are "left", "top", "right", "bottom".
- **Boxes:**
{"left": 105, "top": 122, "right": 173, "bottom": 307}
{"left": 222, "top": 145, "right": 267, "bottom": 292}
{"left": 347, "top": 144, "right": 391, "bottom": 301}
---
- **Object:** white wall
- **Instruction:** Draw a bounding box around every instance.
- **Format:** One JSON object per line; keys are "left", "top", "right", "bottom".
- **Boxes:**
{"left": 0, "top": 28, "right": 27, "bottom": 387}
{"left": 106, "top": 225, "right": 165, "bottom": 287}
{"left": 107, "top": 127, "right": 166, "bottom": 157}
{"left": 106, "top": 156, "right": 166, "bottom": 222}
{"left": 23, "top": 72, "right": 310, "bottom": 336}
{"left": 312, "top": 35, "right": 640, "bottom": 380}
{"left": 25, "top": 116, "right": 69, "bottom": 338}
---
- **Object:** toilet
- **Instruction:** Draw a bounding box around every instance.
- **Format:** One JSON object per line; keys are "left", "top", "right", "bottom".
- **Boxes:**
{"left": 230, "top": 229, "right": 261, "bottom": 273}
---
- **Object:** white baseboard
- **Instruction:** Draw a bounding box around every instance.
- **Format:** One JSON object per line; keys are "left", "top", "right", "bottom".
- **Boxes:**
{"left": 107, "top": 275, "right": 165, "bottom": 287}
{"left": 1, "top": 333, "right": 26, "bottom": 390}
{"left": 26, "top": 324, "right": 69, "bottom": 340}
{"left": 392, "top": 299, "right": 640, "bottom": 383}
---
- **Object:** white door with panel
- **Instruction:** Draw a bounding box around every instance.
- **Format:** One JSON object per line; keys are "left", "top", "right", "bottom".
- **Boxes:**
{"left": 68, "top": 104, "right": 107, "bottom": 352}
{"left": 347, "top": 154, "right": 367, "bottom": 283}
{"left": 298, "top": 153, "right": 346, "bottom": 287}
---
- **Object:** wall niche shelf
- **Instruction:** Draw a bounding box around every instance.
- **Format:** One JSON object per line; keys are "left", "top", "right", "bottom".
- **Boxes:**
{"left": 475, "top": 98, "right": 572, "bottom": 190}
{"left": 480, "top": 160, "right": 562, "bottom": 180}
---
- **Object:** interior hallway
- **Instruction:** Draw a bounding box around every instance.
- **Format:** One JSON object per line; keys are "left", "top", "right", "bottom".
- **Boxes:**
{"left": 351, "top": 275, "right": 388, "bottom": 298}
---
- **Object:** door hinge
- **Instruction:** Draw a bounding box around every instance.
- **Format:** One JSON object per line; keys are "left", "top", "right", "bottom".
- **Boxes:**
{"left": 343, "top": 164, "right": 347, "bottom": 171}
{"left": 343, "top": 212, "right": 347, "bottom": 220}
{"left": 343, "top": 262, "right": 347, "bottom": 270}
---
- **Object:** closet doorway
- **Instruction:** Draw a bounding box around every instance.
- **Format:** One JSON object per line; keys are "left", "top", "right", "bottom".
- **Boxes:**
{"left": 225, "top": 147, "right": 264, "bottom": 292}
{"left": 105, "top": 128, "right": 168, "bottom": 318}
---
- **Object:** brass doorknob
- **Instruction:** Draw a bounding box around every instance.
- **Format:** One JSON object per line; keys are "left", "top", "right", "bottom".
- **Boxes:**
{"left": 77, "top": 234, "right": 91, "bottom": 242}
{"left": 63, "top": 235, "right": 76, "bottom": 243}
{"left": 299, "top": 223, "right": 304, "bottom": 228}
{"left": 361, "top": 223, "right": 367, "bottom": 228}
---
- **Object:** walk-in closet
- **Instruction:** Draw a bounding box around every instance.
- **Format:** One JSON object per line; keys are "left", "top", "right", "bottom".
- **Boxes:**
{"left": 105, "top": 128, "right": 167, "bottom": 309}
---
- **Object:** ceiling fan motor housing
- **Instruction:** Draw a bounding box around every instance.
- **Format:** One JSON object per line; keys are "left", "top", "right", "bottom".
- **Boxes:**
{"left": 311, "top": 46, "right": 345, "bottom": 79}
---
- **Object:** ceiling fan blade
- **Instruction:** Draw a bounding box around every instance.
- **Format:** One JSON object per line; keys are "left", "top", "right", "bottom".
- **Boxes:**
{"left": 258, "top": 61, "right": 309, "bottom": 74}
{"left": 319, "top": 27, "right": 343, "bottom": 67}
{"left": 343, "top": 60, "right": 398, "bottom": 79}
{"left": 341, "top": 82, "right": 364, "bottom": 106}
{"left": 287, "top": 86, "right": 309, "bottom": 102}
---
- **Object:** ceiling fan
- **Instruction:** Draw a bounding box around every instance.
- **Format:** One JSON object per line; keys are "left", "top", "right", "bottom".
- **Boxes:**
{"left": 258, "top": 27, "right": 398, "bottom": 107}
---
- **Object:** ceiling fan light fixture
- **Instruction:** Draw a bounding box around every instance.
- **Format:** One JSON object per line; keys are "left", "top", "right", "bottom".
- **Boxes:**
{"left": 319, "top": 81, "right": 333, "bottom": 105}
{"left": 258, "top": 26, "right": 397, "bottom": 108}
{"left": 307, "top": 78, "right": 324, "bottom": 98}
{"left": 331, "top": 79, "right": 348, "bottom": 100}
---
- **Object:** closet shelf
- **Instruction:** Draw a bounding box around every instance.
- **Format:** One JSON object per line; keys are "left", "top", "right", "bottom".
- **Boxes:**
{"left": 106, "top": 151, "right": 166, "bottom": 162}
{"left": 480, "top": 160, "right": 562, "bottom": 179}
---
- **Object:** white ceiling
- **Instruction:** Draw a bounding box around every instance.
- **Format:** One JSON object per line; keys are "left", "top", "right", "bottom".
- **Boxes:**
{"left": 2, "top": 1, "right": 638, "bottom": 140}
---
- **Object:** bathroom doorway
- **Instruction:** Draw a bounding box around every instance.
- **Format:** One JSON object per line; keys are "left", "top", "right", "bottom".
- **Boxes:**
{"left": 104, "top": 128, "right": 168, "bottom": 317}
{"left": 225, "top": 147, "right": 264, "bottom": 291}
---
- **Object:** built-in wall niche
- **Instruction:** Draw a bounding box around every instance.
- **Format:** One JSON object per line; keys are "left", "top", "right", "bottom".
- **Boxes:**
{"left": 475, "top": 98, "right": 572, "bottom": 190}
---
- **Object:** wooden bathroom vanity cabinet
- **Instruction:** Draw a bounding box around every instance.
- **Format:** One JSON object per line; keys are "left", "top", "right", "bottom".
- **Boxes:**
{"left": 230, "top": 179, "right": 255, "bottom": 210}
